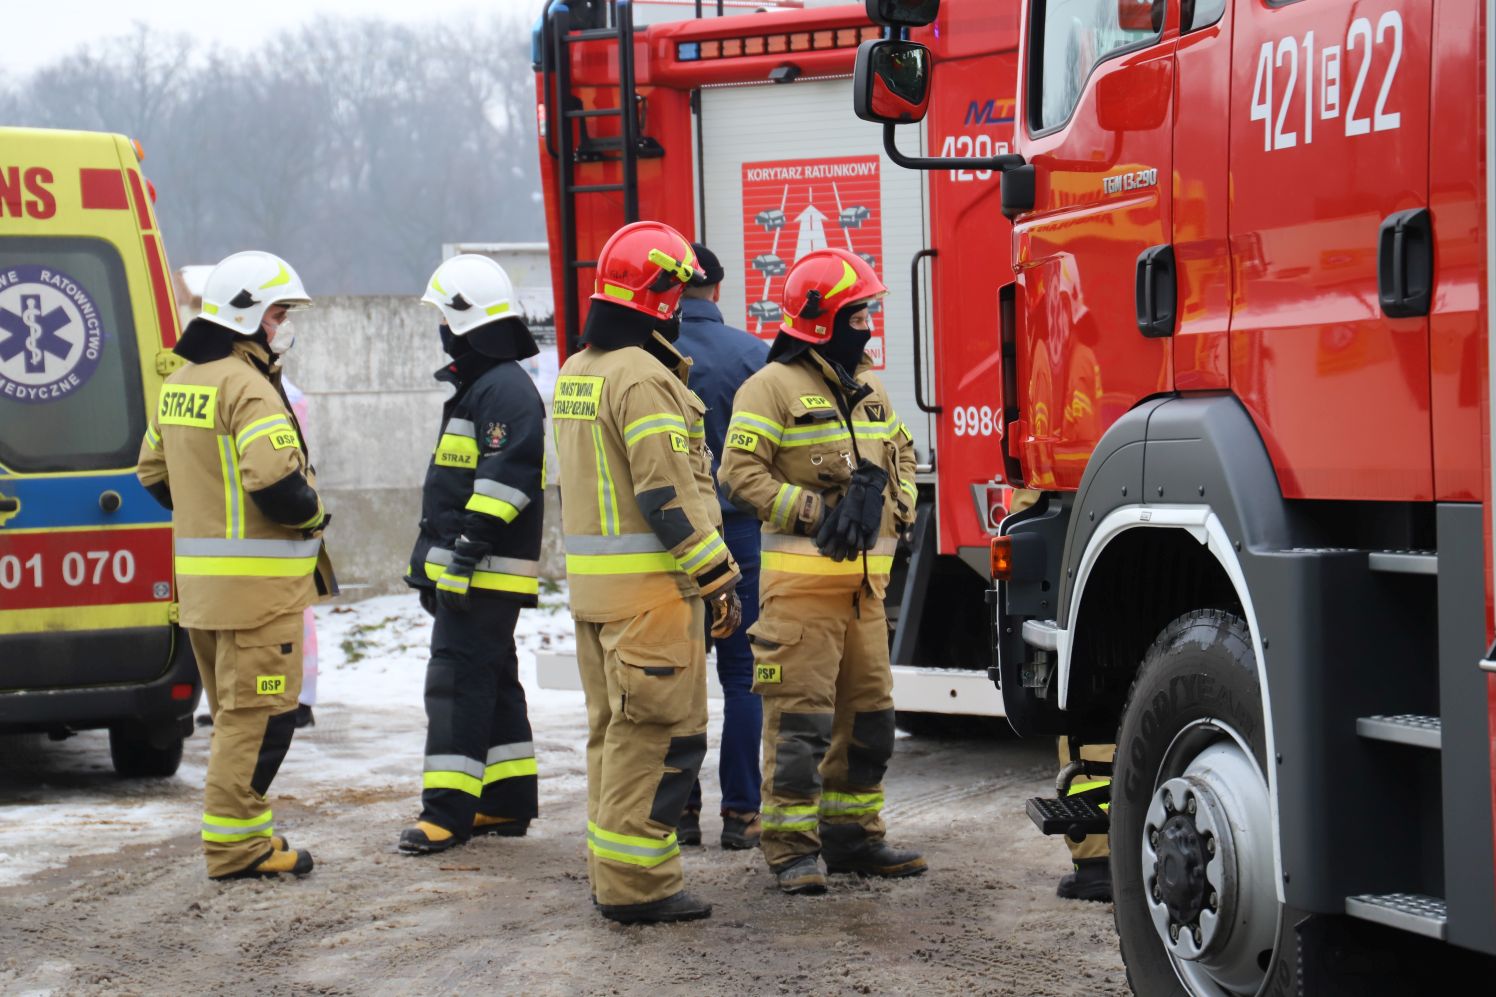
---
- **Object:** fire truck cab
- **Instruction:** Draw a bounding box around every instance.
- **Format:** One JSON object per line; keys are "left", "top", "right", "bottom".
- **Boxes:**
{"left": 0, "top": 127, "right": 197, "bottom": 777}
{"left": 859, "top": 0, "right": 1496, "bottom": 991}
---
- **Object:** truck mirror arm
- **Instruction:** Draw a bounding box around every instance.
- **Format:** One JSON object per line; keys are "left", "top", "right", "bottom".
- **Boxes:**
{"left": 882, "top": 122, "right": 1025, "bottom": 173}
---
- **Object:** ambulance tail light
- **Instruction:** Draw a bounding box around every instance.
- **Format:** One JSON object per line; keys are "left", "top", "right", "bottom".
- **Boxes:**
{"left": 989, "top": 536, "right": 1013, "bottom": 581}
{"left": 146, "top": 179, "right": 157, "bottom": 203}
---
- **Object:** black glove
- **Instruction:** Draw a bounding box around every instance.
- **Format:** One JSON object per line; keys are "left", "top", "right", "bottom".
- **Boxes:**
{"left": 436, "top": 536, "right": 489, "bottom": 613}
{"left": 418, "top": 587, "right": 438, "bottom": 618}
{"left": 816, "top": 460, "right": 887, "bottom": 562}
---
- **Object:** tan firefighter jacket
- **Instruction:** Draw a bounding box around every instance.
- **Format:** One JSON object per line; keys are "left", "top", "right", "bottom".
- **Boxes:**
{"left": 137, "top": 339, "right": 330, "bottom": 631}
{"left": 554, "top": 333, "right": 739, "bottom": 622}
{"left": 718, "top": 349, "right": 917, "bottom": 599}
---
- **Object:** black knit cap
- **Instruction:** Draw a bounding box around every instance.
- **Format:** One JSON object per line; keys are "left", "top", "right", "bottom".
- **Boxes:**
{"left": 689, "top": 242, "right": 725, "bottom": 286}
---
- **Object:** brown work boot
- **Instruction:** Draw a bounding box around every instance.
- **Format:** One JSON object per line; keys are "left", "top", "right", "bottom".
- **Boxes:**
{"left": 473, "top": 813, "right": 529, "bottom": 838}
{"left": 211, "top": 846, "right": 314, "bottom": 881}
{"left": 720, "top": 810, "right": 760, "bottom": 850}
{"left": 822, "top": 824, "right": 928, "bottom": 878}
{"left": 398, "top": 820, "right": 461, "bottom": 855}
{"left": 773, "top": 854, "right": 827, "bottom": 895}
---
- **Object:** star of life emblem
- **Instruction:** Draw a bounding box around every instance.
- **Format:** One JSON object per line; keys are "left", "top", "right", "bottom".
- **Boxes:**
{"left": 0, "top": 265, "right": 106, "bottom": 404}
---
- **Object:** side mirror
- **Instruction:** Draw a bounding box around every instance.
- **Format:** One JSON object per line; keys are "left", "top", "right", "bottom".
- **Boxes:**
{"left": 853, "top": 40, "right": 933, "bottom": 124}
{"left": 1117, "top": 0, "right": 1164, "bottom": 33}
{"left": 864, "top": 0, "right": 939, "bottom": 27}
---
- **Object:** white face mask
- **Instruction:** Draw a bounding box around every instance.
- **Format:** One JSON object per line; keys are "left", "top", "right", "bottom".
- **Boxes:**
{"left": 268, "top": 319, "right": 296, "bottom": 355}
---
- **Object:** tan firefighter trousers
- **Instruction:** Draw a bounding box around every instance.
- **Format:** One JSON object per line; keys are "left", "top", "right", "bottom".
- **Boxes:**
{"left": 576, "top": 597, "right": 708, "bottom": 907}
{"left": 188, "top": 612, "right": 304, "bottom": 879}
{"left": 749, "top": 588, "right": 896, "bottom": 868}
{"left": 1059, "top": 736, "right": 1114, "bottom": 863}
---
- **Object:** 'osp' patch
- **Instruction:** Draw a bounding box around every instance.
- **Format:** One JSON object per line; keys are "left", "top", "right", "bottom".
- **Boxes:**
{"left": 269, "top": 429, "right": 300, "bottom": 450}
{"left": 256, "top": 675, "right": 286, "bottom": 696}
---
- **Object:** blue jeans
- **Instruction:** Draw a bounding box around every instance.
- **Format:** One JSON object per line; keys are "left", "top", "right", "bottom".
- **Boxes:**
{"left": 689, "top": 515, "right": 762, "bottom": 814}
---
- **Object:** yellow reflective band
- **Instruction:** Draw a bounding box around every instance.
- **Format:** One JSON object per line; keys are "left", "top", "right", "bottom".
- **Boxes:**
{"left": 586, "top": 820, "right": 680, "bottom": 868}
{"left": 485, "top": 301, "right": 511, "bottom": 316}
{"left": 602, "top": 283, "right": 636, "bottom": 302}
{"left": 431, "top": 275, "right": 447, "bottom": 296}
{"left": 202, "top": 302, "right": 220, "bottom": 315}
{"left": 237, "top": 417, "right": 297, "bottom": 454}
{"left": 820, "top": 791, "right": 884, "bottom": 815}
{"left": 592, "top": 423, "right": 620, "bottom": 535}
{"left": 201, "top": 808, "right": 274, "bottom": 843}
{"left": 175, "top": 554, "right": 319, "bottom": 578}
{"left": 465, "top": 492, "right": 521, "bottom": 523}
{"left": 761, "top": 552, "right": 894, "bottom": 576}
{"left": 852, "top": 420, "right": 895, "bottom": 440}
{"left": 677, "top": 532, "right": 725, "bottom": 574}
{"left": 424, "top": 770, "right": 483, "bottom": 797}
{"left": 899, "top": 479, "right": 917, "bottom": 499}
{"left": 435, "top": 433, "right": 479, "bottom": 468}
{"left": 422, "top": 563, "right": 540, "bottom": 595}
{"left": 623, "top": 412, "right": 689, "bottom": 447}
{"left": 827, "top": 259, "right": 859, "bottom": 299}
{"left": 201, "top": 828, "right": 275, "bottom": 843}
{"left": 730, "top": 411, "right": 785, "bottom": 444}
{"left": 771, "top": 484, "right": 801, "bottom": 529}
{"left": 762, "top": 804, "right": 819, "bottom": 831}
{"left": 565, "top": 551, "right": 679, "bottom": 575}
{"left": 293, "top": 503, "right": 324, "bottom": 531}
{"left": 781, "top": 425, "right": 852, "bottom": 447}
{"left": 217, "top": 435, "right": 243, "bottom": 540}
{"left": 144, "top": 425, "right": 161, "bottom": 450}
{"left": 436, "top": 573, "right": 470, "bottom": 594}
{"left": 483, "top": 757, "right": 538, "bottom": 784}
{"left": 898, "top": 421, "right": 913, "bottom": 442}
{"left": 204, "top": 808, "right": 273, "bottom": 827}
{"left": 258, "top": 262, "right": 292, "bottom": 289}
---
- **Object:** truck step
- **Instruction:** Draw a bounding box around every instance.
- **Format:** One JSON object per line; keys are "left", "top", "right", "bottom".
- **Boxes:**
{"left": 1026, "top": 795, "right": 1108, "bottom": 839}
{"left": 1367, "top": 549, "right": 1437, "bottom": 575}
{"left": 1345, "top": 893, "right": 1447, "bottom": 940}
{"left": 1355, "top": 714, "right": 1441, "bottom": 749}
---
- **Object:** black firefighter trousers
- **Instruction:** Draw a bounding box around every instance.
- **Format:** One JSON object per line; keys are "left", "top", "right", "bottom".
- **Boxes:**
{"left": 420, "top": 595, "right": 539, "bottom": 835}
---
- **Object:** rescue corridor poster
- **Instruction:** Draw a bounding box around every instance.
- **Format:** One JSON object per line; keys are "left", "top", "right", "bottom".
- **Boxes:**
{"left": 740, "top": 155, "right": 885, "bottom": 369}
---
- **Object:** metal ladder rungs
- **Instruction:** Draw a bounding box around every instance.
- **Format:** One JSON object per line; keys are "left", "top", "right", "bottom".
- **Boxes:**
{"left": 1355, "top": 714, "right": 1442, "bottom": 749}
{"left": 566, "top": 108, "right": 623, "bottom": 119}
{"left": 565, "top": 27, "right": 622, "bottom": 42}
{"left": 567, "top": 183, "right": 626, "bottom": 194}
{"left": 1345, "top": 893, "right": 1447, "bottom": 940}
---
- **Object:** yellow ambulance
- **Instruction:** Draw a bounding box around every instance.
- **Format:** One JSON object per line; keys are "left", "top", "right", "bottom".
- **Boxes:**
{"left": 0, "top": 127, "right": 199, "bottom": 775}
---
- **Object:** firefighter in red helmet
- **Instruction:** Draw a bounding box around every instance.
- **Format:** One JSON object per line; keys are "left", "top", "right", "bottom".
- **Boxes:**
{"left": 553, "top": 220, "right": 742, "bottom": 924}
{"left": 718, "top": 248, "right": 926, "bottom": 895}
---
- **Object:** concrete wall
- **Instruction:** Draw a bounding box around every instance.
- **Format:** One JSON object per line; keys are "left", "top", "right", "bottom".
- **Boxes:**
{"left": 280, "top": 296, "right": 562, "bottom": 596}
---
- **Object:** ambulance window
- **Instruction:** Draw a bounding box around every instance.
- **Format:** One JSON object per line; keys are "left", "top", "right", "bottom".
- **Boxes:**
{"left": 0, "top": 237, "right": 145, "bottom": 473}
{"left": 1032, "top": 0, "right": 1164, "bottom": 132}
{"left": 1183, "top": 0, "right": 1226, "bottom": 32}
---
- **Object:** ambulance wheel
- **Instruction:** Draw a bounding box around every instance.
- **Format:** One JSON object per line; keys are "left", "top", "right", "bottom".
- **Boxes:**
{"left": 1111, "top": 610, "right": 1299, "bottom": 997}
{"left": 109, "top": 724, "right": 184, "bottom": 778}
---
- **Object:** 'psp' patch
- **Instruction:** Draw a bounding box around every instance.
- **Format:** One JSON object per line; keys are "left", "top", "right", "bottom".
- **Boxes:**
{"left": 0, "top": 265, "right": 107, "bottom": 404}
{"left": 754, "top": 663, "right": 782, "bottom": 684}
{"left": 670, "top": 432, "right": 688, "bottom": 453}
{"left": 798, "top": 394, "right": 833, "bottom": 410}
{"left": 726, "top": 430, "right": 759, "bottom": 452}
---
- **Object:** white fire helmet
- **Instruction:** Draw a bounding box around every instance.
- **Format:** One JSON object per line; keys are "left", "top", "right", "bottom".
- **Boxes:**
{"left": 422, "top": 254, "right": 519, "bottom": 336}
{"left": 198, "top": 251, "right": 311, "bottom": 334}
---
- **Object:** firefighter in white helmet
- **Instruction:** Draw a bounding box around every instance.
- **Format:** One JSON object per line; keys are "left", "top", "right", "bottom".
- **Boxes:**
{"left": 398, "top": 255, "right": 546, "bottom": 854}
{"left": 137, "top": 250, "right": 334, "bottom": 880}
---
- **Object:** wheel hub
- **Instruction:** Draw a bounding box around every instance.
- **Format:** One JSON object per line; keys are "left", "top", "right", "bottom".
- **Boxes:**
{"left": 1156, "top": 812, "right": 1209, "bottom": 926}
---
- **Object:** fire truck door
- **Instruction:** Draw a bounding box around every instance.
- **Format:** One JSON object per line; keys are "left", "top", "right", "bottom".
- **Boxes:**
{"left": 1011, "top": 0, "right": 1176, "bottom": 492}
{"left": 1228, "top": 1, "right": 1434, "bottom": 500}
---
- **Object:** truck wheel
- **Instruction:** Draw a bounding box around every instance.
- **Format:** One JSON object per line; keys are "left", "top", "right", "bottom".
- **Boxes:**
{"left": 109, "top": 725, "right": 184, "bottom": 778}
{"left": 1112, "top": 610, "right": 1298, "bottom": 997}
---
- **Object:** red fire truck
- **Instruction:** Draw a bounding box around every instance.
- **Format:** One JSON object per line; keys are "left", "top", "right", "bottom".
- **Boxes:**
{"left": 533, "top": 0, "right": 1024, "bottom": 724}
{"left": 853, "top": 0, "right": 1496, "bottom": 992}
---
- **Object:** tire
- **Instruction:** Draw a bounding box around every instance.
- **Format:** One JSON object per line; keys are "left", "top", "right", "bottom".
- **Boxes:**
{"left": 109, "top": 725, "right": 184, "bottom": 778}
{"left": 1112, "top": 610, "right": 1298, "bottom": 997}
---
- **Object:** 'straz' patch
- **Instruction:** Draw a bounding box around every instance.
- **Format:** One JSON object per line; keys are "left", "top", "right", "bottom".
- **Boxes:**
{"left": 755, "top": 663, "right": 782, "bottom": 684}
{"left": 256, "top": 675, "right": 287, "bottom": 696}
{"left": 553, "top": 375, "right": 604, "bottom": 420}
{"left": 726, "top": 430, "right": 759, "bottom": 452}
{"left": 269, "top": 429, "right": 300, "bottom": 450}
{"left": 157, "top": 384, "right": 218, "bottom": 428}
{"left": 670, "top": 432, "right": 688, "bottom": 453}
{"left": 799, "top": 394, "right": 833, "bottom": 410}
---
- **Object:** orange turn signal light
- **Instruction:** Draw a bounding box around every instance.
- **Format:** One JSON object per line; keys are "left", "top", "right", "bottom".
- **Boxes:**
{"left": 989, "top": 536, "right": 1013, "bottom": 581}
{"left": 131, "top": 138, "right": 145, "bottom": 162}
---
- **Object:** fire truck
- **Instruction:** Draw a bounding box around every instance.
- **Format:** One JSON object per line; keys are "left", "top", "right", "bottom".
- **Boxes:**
{"left": 854, "top": 0, "right": 1496, "bottom": 992}
{"left": 533, "top": 0, "right": 1023, "bottom": 724}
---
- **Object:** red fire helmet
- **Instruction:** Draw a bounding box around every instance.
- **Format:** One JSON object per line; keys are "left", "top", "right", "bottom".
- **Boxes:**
{"left": 778, "top": 248, "right": 887, "bottom": 345}
{"left": 590, "top": 220, "right": 703, "bottom": 320}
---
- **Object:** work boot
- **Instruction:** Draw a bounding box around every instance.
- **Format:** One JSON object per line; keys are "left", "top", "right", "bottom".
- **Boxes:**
{"left": 598, "top": 891, "right": 713, "bottom": 924}
{"left": 773, "top": 854, "right": 827, "bottom": 895}
{"left": 677, "top": 807, "right": 702, "bottom": 846}
{"left": 1056, "top": 858, "right": 1112, "bottom": 903}
{"left": 398, "top": 821, "right": 462, "bottom": 855}
{"left": 211, "top": 847, "right": 314, "bottom": 881}
{"left": 271, "top": 834, "right": 290, "bottom": 851}
{"left": 822, "top": 825, "right": 928, "bottom": 878}
{"left": 292, "top": 704, "right": 315, "bottom": 729}
{"left": 472, "top": 813, "right": 528, "bottom": 838}
{"left": 720, "top": 810, "right": 761, "bottom": 850}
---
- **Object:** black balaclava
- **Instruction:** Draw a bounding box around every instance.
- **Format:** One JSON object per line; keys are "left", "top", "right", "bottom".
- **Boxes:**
{"left": 819, "top": 304, "right": 871, "bottom": 374}
{"left": 466, "top": 316, "right": 540, "bottom": 362}
{"left": 173, "top": 317, "right": 239, "bottom": 364}
{"left": 439, "top": 323, "right": 471, "bottom": 359}
{"left": 581, "top": 298, "right": 681, "bottom": 352}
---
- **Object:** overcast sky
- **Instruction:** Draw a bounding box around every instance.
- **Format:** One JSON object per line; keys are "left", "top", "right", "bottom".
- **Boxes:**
{"left": 7, "top": 0, "right": 551, "bottom": 78}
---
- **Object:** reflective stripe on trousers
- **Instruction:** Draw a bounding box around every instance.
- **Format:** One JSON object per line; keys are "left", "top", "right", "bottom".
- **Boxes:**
{"left": 201, "top": 807, "right": 274, "bottom": 843}
{"left": 585, "top": 820, "right": 679, "bottom": 868}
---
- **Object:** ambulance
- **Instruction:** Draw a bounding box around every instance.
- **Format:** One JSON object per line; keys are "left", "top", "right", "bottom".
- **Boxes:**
{"left": 0, "top": 127, "right": 198, "bottom": 776}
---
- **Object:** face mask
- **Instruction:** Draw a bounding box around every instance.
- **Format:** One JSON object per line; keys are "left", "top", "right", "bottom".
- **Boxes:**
{"left": 268, "top": 319, "right": 296, "bottom": 355}
{"left": 656, "top": 312, "right": 681, "bottom": 342}
{"left": 823, "top": 307, "right": 871, "bottom": 371}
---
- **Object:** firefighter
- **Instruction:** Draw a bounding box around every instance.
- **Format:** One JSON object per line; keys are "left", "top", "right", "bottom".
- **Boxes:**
{"left": 554, "top": 221, "right": 742, "bottom": 925}
{"left": 718, "top": 248, "right": 926, "bottom": 895}
{"left": 673, "top": 241, "right": 769, "bottom": 851}
{"left": 398, "top": 255, "right": 545, "bottom": 855}
{"left": 137, "top": 250, "right": 331, "bottom": 881}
